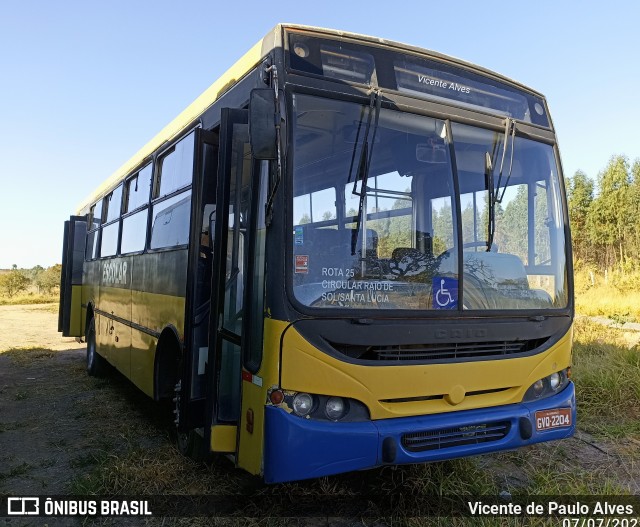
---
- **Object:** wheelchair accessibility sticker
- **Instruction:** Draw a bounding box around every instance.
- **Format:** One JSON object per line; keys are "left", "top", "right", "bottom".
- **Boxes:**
{"left": 432, "top": 277, "right": 458, "bottom": 309}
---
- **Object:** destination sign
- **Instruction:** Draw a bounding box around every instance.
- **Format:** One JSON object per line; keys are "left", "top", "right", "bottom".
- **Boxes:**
{"left": 394, "top": 58, "right": 534, "bottom": 122}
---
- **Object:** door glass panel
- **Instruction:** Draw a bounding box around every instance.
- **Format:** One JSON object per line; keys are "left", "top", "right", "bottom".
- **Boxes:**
{"left": 217, "top": 340, "right": 241, "bottom": 421}
{"left": 217, "top": 121, "right": 250, "bottom": 424}
{"left": 189, "top": 141, "right": 218, "bottom": 400}
{"left": 221, "top": 129, "right": 251, "bottom": 335}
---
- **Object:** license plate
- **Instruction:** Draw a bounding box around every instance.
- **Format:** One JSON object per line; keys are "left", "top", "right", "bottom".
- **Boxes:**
{"left": 535, "top": 408, "right": 572, "bottom": 431}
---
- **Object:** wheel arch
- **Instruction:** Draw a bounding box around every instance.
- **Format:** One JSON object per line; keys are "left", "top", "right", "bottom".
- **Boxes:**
{"left": 85, "top": 302, "right": 95, "bottom": 333}
{"left": 153, "top": 325, "right": 183, "bottom": 401}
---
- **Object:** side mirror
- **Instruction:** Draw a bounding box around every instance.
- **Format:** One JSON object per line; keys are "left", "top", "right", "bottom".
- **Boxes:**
{"left": 249, "top": 89, "right": 277, "bottom": 160}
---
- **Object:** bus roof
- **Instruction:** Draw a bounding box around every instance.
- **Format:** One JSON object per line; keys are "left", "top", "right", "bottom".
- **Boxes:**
{"left": 77, "top": 23, "right": 543, "bottom": 214}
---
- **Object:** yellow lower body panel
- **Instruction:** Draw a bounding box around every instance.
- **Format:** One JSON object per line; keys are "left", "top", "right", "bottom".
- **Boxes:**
{"left": 210, "top": 425, "right": 237, "bottom": 452}
{"left": 279, "top": 321, "right": 572, "bottom": 420}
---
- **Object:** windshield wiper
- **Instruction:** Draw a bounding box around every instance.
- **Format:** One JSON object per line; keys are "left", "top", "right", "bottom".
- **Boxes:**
{"left": 350, "top": 90, "right": 381, "bottom": 256}
{"left": 494, "top": 117, "right": 517, "bottom": 204}
{"left": 485, "top": 152, "right": 495, "bottom": 252}
{"left": 485, "top": 117, "right": 517, "bottom": 251}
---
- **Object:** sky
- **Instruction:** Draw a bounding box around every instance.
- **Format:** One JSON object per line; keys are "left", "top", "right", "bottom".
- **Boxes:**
{"left": 1, "top": 0, "right": 639, "bottom": 269}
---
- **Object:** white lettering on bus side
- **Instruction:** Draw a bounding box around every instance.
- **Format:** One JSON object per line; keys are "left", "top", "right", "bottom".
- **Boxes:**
{"left": 102, "top": 260, "right": 128, "bottom": 286}
{"left": 416, "top": 75, "right": 471, "bottom": 94}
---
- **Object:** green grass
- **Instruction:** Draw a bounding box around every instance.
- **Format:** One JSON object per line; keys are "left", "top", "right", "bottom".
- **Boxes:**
{"left": 571, "top": 318, "right": 640, "bottom": 437}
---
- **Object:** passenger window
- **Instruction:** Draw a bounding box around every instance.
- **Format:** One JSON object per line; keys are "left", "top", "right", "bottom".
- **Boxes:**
{"left": 121, "top": 209, "right": 148, "bottom": 254}
{"left": 125, "top": 164, "right": 152, "bottom": 213}
{"left": 104, "top": 185, "right": 123, "bottom": 223}
{"left": 100, "top": 222, "right": 119, "bottom": 257}
{"left": 155, "top": 132, "right": 195, "bottom": 198}
{"left": 294, "top": 187, "right": 336, "bottom": 225}
{"left": 85, "top": 230, "right": 99, "bottom": 260}
{"left": 150, "top": 190, "right": 191, "bottom": 249}
{"left": 88, "top": 201, "right": 103, "bottom": 230}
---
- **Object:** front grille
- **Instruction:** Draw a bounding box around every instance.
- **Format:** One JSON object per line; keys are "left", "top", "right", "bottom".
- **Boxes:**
{"left": 331, "top": 338, "right": 547, "bottom": 362}
{"left": 402, "top": 421, "right": 511, "bottom": 452}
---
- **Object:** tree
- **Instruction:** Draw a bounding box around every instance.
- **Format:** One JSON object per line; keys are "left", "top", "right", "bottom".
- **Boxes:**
{"left": 36, "top": 264, "right": 62, "bottom": 294}
{"left": 0, "top": 269, "right": 30, "bottom": 298}
{"left": 298, "top": 213, "right": 311, "bottom": 225}
{"left": 626, "top": 159, "right": 640, "bottom": 265}
{"left": 586, "top": 155, "right": 631, "bottom": 269}
{"left": 500, "top": 185, "right": 529, "bottom": 262}
{"left": 566, "top": 170, "right": 594, "bottom": 264}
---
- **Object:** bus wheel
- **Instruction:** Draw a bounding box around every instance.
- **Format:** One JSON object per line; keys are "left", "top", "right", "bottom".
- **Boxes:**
{"left": 86, "top": 317, "right": 107, "bottom": 377}
{"left": 177, "top": 429, "right": 209, "bottom": 461}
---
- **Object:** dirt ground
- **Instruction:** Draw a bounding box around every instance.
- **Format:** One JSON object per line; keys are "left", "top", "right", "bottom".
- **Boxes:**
{"left": 0, "top": 304, "right": 174, "bottom": 526}
{"left": 0, "top": 304, "right": 85, "bottom": 352}
{"left": 1, "top": 304, "right": 639, "bottom": 526}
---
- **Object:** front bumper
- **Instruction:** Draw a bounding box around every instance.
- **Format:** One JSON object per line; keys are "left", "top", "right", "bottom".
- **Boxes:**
{"left": 263, "top": 382, "right": 575, "bottom": 483}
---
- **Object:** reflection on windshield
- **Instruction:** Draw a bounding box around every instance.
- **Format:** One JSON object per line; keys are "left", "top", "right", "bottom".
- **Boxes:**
{"left": 291, "top": 94, "right": 568, "bottom": 311}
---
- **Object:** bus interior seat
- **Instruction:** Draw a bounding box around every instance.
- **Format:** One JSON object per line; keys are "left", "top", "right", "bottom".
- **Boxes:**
{"left": 461, "top": 251, "right": 552, "bottom": 306}
{"left": 352, "top": 228, "right": 379, "bottom": 259}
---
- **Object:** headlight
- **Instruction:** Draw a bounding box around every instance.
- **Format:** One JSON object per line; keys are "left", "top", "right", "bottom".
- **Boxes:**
{"left": 277, "top": 391, "right": 370, "bottom": 422}
{"left": 523, "top": 369, "right": 570, "bottom": 402}
{"left": 292, "top": 393, "right": 314, "bottom": 416}
{"left": 532, "top": 379, "right": 545, "bottom": 397}
{"left": 325, "top": 397, "right": 347, "bottom": 420}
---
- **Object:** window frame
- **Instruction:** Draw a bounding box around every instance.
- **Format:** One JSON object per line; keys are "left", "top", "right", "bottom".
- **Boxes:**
{"left": 153, "top": 130, "right": 196, "bottom": 200}
{"left": 148, "top": 129, "right": 197, "bottom": 252}
{"left": 119, "top": 162, "right": 153, "bottom": 255}
{"left": 85, "top": 199, "right": 103, "bottom": 261}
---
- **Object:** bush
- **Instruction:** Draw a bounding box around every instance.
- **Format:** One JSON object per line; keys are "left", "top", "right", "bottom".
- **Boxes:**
{"left": 0, "top": 270, "right": 30, "bottom": 297}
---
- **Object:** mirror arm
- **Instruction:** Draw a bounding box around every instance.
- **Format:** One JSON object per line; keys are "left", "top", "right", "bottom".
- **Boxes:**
{"left": 264, "top": 65, "right": 283, "bottom": 227}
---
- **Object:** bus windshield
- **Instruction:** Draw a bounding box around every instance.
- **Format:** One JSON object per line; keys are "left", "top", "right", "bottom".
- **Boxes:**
{"left": 291, "top": 93, "right": 568, "bottom": 311}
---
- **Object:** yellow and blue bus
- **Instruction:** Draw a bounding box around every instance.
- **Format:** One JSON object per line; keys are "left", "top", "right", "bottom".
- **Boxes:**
{"left": 59, "top": 24, "right": 575, "bottom": 483}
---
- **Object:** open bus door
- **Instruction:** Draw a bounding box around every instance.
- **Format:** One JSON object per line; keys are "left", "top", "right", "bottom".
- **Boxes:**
{"left": 179, "top": 109, "right": 258, "bottom": 461}
{"left": 180, "top": 106, "right": 269, "bottom": 470}
{"left": 205, "top": 108, "right": 252, "bottom": 454}
{"left": 59, "top": 216, "right": 87, "bottom": 337}
{"left": 177, "top": 127, "right": 219, "bottom": 451}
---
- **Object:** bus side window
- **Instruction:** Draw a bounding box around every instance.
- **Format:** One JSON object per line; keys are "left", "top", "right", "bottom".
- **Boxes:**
{"left": 154, "top": 132, "right": 195, "bottom": 199}
{"left": 121, "top": 165, "right": 152, "bottom": 255}
{"left": 85, "top": 201, "right": 102, "bottom": 261}
{"left": 101, "top": 185, "right": 123, "bottom": 257}
{"left": 150, "top": 133, "right": 195, "bottom": 250}
{"left": 149, "top": 191, "right": 192, "bottom": 249}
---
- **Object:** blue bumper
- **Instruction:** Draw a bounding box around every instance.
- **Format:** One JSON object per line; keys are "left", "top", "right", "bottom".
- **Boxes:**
{"left": 263, "top": 382, "right": 575, "bottom": 483}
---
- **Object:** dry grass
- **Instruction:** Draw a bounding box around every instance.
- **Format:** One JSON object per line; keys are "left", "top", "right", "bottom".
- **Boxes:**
{"left": 574, "top": 269, "right": 640, "bottom": 322}
{"left": 0, "top": 292, "right": 59, "bottom": 306}
{"left": 575, "top": 288, "right": 640, "bottom": 323}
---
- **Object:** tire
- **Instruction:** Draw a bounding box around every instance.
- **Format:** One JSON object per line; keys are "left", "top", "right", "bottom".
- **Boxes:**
{"left": 177, "top": 429, "right": 209, "bottom": 462}
{"left": 86, "top": 317, "right": 107, "bottom": 377}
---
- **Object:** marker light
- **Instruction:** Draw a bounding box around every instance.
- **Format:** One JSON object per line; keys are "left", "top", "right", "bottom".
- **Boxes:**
{"left": 292, "top": 393, "right": 314, "bottom": 416}
{"left": 293, "top": 43, "right": 309, "bottom": 58}
{"left": 269, "top": 389, "right": 284, "bottom": 405}
{"left": 325, "top": 397, "right": 346, "bottom": 420}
